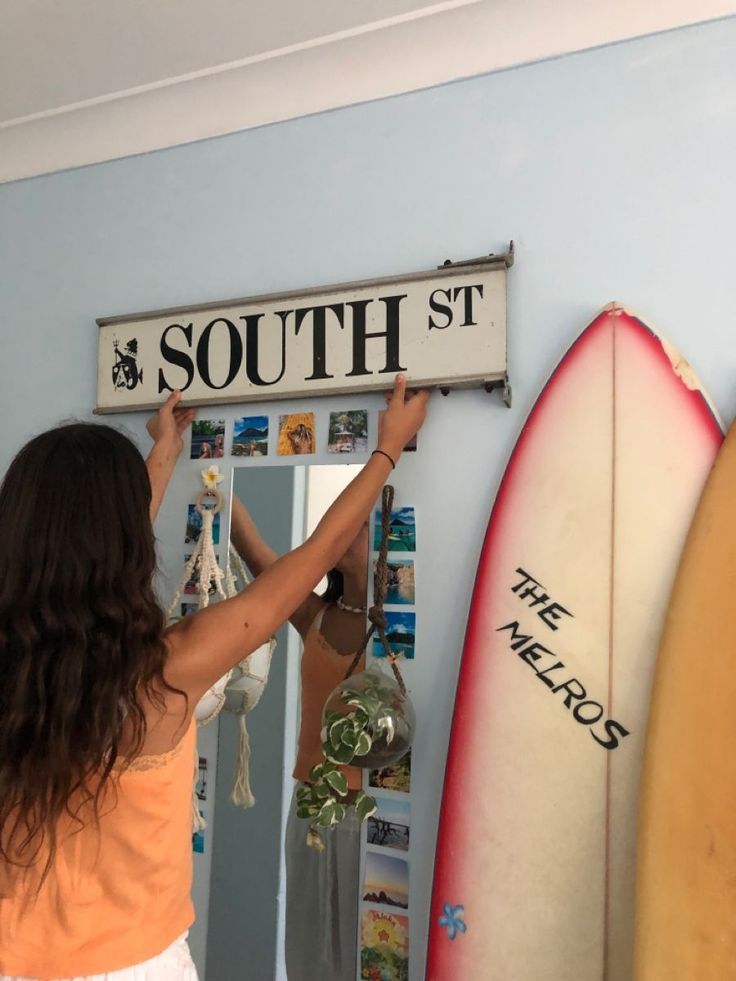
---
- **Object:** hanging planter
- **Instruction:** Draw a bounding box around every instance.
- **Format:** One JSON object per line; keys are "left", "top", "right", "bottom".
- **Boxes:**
{"left": 323, "top": 666, "right": 415, "bottom": 770}
{"left": 166, "top": 466, "right": 276, "bottom": 822}
{"left": 298, "top": 485, "right": 415, "bottom": 850}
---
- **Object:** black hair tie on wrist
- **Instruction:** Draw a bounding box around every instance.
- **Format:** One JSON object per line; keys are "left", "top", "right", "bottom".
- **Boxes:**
{"left": 372, "top": 449, "right": 396, "bottom": 470}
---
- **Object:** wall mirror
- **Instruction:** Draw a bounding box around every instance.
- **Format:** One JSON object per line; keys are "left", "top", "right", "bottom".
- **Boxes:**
{"left": 203, "top": 461, "right": 367, "bottom": 981}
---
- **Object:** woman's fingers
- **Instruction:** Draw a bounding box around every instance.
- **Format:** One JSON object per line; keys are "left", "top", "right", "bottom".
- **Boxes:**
{"left": 175, "top": 407, "right": 196, "bottom": 436}
{"left": 392, "top": 373, "right": 407, "bottom": 404}
{"left": 386, "top": 374, "right": 433, "bottom": 407}
{"left": 385, "top": 373, "right": 407, "bottom": 406}
{"left": 162, "top": 390, "right": 183, "bottom": 415}
{"left": 406, "top": 388, "right": 431, "bottom": 405}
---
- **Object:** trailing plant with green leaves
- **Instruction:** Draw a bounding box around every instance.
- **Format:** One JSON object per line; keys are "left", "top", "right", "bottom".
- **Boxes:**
{"left": 296, "top": 761, "right": 377, "bottom": 852}
{"left": 296, "top": 673, "right": 404, "bottom": 849}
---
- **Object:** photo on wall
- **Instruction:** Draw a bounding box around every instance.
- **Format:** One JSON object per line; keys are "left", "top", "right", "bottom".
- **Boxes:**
{"left": 327, "top": 409, "right": 368, "bottom": 453}
{"left": 374, "top": 507, "right": 416, "bottom": 552}
{"left": 195, "top": 757, "right": 208, "bottom": 802}
{"left": 278, "top": 413, "right": 316, "bottom": 455}
{"left": 370, "top": 748, "right": 411, "bottom": 795}
{"left": 380, "top": 559, "right": 415, "bottom": 606}
{"left": 192, "top": 822, "right": 205, "bottom": 854}
{"left": 363, "top": 851, "right": 409, "bottom": 910}
{"left": 372, "top": 611, "right": 415, "bottom": 660}
{"left": 185, "top": 505, "right": 220, "bottom": 546}
{"left": 190, "top": 420, "right": 225, "bottom": 460}
{"left": 232, "top": 415, "right": 269, "bottom": 457}
{"left": 367, "top": 797, "right": 411, "bottom": 852}
{"left": 361, "top": 909, "right": 409, "bottom": 981}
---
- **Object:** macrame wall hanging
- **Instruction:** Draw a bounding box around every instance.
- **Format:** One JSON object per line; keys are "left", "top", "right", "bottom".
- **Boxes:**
{"left": 167, "top": 466, "right": 276, "bottom": 829}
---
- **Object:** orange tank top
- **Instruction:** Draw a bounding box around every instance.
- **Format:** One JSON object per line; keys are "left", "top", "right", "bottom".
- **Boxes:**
{"left": 293, "top": 608, "right": 366, "bottom": 791}
{"left": 0, "top": 721, "right": 196, "bottom": 980}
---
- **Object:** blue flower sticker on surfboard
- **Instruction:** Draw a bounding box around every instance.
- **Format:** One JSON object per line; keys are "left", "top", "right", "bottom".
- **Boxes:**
{"left": 438, "top": 903, "right": 467, "bottom": 940}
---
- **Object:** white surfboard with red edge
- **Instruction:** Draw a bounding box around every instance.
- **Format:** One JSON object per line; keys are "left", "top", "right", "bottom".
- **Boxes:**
{"left": 427, "top": 305, "right": 722, "bottom": 981}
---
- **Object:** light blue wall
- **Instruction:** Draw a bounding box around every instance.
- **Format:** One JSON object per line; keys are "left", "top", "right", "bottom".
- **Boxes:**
{"left": 1, "top": 17, "right": 736, "bottom": 980}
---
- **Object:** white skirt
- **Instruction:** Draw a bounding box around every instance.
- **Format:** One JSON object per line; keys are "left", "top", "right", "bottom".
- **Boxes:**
{"left": 1, "top": 934, "right": 198, "bottom": 981}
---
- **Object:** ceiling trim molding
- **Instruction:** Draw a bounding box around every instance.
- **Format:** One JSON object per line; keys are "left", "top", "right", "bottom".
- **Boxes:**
{"left": 1, "top": 0, "right": 733, "bottom": 184}
{"left": 1, "top": 0, "right": 480, "bottom": 129}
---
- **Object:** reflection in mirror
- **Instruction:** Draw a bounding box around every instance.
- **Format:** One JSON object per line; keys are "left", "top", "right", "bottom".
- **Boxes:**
{"left": 205, "top": 464, "right": 367, "bottom": 981}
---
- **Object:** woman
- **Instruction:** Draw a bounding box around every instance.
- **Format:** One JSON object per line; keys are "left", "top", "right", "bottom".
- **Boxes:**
{"left": 0, "top": 376, "right": 428, "bottom": 980}
{"left": 230, "top": 496, "right": 369, "bottom": 981}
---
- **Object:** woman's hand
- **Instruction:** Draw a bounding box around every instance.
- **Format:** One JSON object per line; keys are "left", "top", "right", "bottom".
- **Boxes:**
{"left": 378, "top": 375, "right": 431, "bottom": 461}
{"left": 146, "top": 391, "right": 195, "bottom": 455}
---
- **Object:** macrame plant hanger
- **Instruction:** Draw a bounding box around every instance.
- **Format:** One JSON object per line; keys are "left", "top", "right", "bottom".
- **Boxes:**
{"left": 344, "top": 484, "right": 408, "bottom": 696}
{"left": 166, "top": 467, "right": 276, "bottom": 831}
{"left": 222, "top": 545, "right": 276, "bottom": 807}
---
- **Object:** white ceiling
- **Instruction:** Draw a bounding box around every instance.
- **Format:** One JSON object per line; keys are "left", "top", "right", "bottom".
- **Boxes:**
{"left": 0, "top": 0, "right": 447, "bottom": 121}
{"left": 1, "top": 0, "right": 734, "bottom": 183}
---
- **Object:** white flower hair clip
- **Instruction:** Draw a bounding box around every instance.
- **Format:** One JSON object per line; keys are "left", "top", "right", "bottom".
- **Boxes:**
{"left": 201, "top": 465, "right": 224, "bottom": 490}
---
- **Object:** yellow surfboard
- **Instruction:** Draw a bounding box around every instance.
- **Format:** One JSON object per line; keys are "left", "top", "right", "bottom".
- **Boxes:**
{"left": 635, "top": 421, "right": 736, "bottom": 980}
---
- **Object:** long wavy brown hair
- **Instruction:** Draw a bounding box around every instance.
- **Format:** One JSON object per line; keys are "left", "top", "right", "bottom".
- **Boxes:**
{"left": 0, "top": 424, "right": 172, "bottom": 880}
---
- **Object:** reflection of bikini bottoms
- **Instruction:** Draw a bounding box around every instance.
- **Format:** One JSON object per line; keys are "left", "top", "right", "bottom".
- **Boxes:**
{"left": 2, "top": 934, "right": 199, "bottom": 981}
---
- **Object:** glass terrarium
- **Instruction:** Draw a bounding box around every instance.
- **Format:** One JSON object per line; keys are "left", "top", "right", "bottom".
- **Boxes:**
{"left": 321, "top": 663, "right": 415, "bottom": 769}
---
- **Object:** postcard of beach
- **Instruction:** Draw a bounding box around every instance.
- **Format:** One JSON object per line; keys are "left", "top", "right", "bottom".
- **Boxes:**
{"left": 363, "top": 852, "right": 409, "bottom": 910}
{"left": 361, "top": 910, "right": 409, "bottom": 981}
{"left": 372, "top": 611, "right": 415, "bottom": 660}
{"left": 374, "top": 507, "right": 416, "bottom": 552}
{"left": 380, "top": 559, "right": 415, "bottom": 606}
{"left": 232, "top": 415, "right": 268, "bottom": 457}
{"left": 367, "top": 797, "right": 411, "bottom": 852}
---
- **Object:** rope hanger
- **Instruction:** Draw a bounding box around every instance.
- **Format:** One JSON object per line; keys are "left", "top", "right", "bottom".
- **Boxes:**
{"left": 345, "top": 484, "right": 407, "bottom": 697}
